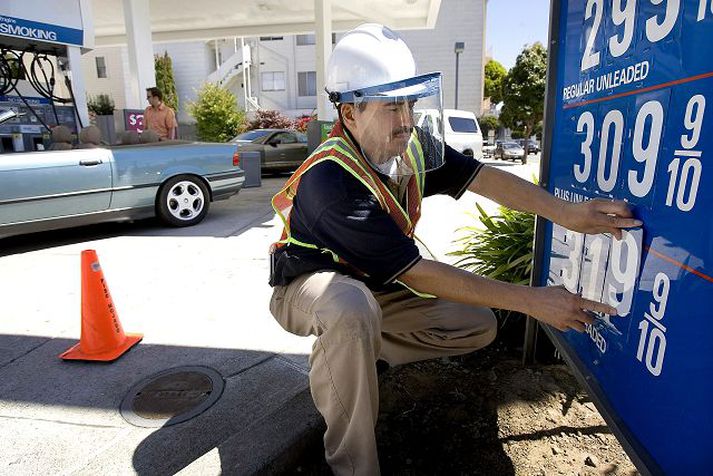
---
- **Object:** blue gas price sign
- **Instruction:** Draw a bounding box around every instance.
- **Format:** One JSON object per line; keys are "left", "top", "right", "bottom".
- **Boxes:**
{"left": 535, "top": 1, "right": 713, "bottom": 474}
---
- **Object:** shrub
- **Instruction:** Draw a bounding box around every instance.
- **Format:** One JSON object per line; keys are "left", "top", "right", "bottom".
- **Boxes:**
{"left": 293, "top": 114, "right": 316, "bottom": 132}
{"left": 246, "top": 109, "right": 293, "bottom": 130}
{"left": 478, "top": 115, "right": 499, "bottom": 137}
{"left": 87, "top": 94, "right": 115, "bottom": 115}
{"left": 450, "top": 203, "right": 534, "bottom": 284}
{"left": 155, "top": 52, "right": 179, "bottom": 112}
{"left": 449, "top": 203, "right": 535, "bottom": 347}
{"left": 188, "top": 83, "right": 246, "bottom": 142}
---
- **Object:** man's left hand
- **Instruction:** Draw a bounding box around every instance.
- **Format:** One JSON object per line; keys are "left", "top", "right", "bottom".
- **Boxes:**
{"left": 558, "top": 199, "right": 642, "bottom": 240}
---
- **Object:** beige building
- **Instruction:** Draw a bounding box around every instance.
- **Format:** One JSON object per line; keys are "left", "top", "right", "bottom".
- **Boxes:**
{"left": 82, "top": 0, "right": 487, "bottom": 132}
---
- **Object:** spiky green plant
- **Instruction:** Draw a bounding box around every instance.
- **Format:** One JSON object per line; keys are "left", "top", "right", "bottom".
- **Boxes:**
{"left": 449, "top": 203, "right": 535, "bottom": 285}
{"left": 449, "top": 203, "right": 535, "bottom": 347}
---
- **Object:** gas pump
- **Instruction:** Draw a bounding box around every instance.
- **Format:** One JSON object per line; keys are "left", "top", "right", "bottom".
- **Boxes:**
{"left": 0, "top": 46, "right": 83, "bottom": 152}
{"left": 0, "top": 1, "right": 91, "bottom": 153}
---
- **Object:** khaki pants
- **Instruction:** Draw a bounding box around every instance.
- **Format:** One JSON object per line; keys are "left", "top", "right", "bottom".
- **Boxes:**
{"left": 269, "top": 271, "right": 497, "bottom": 475}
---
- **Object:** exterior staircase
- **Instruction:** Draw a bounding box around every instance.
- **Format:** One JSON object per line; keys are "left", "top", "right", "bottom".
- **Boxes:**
{"left": 206, "top": 40, "right": 260, "bottom": 111}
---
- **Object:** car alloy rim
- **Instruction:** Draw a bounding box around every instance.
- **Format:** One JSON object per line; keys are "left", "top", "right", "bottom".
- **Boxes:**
{"left": 166, "top": 181, "right": 205, "bottom": 221}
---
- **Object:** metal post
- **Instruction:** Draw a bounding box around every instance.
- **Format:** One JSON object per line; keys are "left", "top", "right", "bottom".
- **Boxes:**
{"left": 214, "top": 39, "right": 220, "bottom": 70}
{"left": 454, "top": 42, "right": 465, "bottom": 109}
{"left": 241, "top": 37, "right": 248, "bottom": 111}
{"left": 455, "top": 52, "right": 460, "bottom": 109}
{"left": 315, "top": 0, "right": 333, "bottom": 120}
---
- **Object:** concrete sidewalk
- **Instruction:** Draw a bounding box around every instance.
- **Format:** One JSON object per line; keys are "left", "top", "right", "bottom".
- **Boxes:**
{"left": 0, "top": 159, "right": 540, "bottom": 475}
{"left": 0, "top": 179, "right": 321, "bottom": 475}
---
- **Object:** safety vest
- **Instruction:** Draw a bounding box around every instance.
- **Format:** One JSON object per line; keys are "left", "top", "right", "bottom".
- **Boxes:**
{"left": 271, "top": 121, "right": 432, "bottom": 293}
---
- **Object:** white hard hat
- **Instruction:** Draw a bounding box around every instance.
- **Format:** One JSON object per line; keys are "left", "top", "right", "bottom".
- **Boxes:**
{"left": 325, "top": 23, "right": 417, "bottom": 102}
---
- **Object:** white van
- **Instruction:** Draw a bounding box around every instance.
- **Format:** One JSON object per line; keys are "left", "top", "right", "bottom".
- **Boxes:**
{"left": 414, "top": 108, "right": 483, "bottom": 159}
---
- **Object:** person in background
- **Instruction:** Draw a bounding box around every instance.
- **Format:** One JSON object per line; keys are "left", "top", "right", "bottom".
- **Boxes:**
{"left": 144, "top": 87, "right": 177, "bottom": 140}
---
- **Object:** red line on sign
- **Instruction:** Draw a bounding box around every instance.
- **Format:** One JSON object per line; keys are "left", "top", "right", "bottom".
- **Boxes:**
{"left": 563, "top": 71, "right": 713, "bottom": 109}
{"left": 644, "top": 246, "right": 713, "bottom": 284}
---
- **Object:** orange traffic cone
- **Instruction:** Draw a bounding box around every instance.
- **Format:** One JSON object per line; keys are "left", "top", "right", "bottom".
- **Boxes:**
{"left": 60, "top": 249, "right": 142, "bottom": 362}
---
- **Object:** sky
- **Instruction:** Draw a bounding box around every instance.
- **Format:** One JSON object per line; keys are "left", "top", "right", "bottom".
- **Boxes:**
{"left": 486, "top": 0, "right": 551, "bottom": 70}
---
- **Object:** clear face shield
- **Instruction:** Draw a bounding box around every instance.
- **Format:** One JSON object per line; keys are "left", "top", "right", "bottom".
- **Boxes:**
{"left": 349, "top": 72, "right": 445, "bottom": 177}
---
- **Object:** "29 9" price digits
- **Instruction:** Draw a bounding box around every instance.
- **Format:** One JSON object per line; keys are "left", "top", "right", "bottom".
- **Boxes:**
{"left": 582, "top": 0, "right": 713, "bottom": 71}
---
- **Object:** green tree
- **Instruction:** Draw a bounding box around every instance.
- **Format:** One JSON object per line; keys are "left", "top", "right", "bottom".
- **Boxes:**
{"left": 154, "top": 52, "right": 179, "bottom": 112}
{"left": 188, "top": 83, "right": 246, "bottom": 142}
{"left": 484, "top": 59, "right": 507, "bottom": 104}
{"left": 478, "top": 115, "right": 499, "bottom": 138}
{"left": 500, "top": 43, "right": 547, "bottom": 160}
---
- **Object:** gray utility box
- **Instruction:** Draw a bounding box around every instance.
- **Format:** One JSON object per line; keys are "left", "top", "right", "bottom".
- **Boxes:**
{"left": 307, "top": 120, "right": 335, "bottom": 153}
{"left": 239, "top": 150, "right": 262, "bottom": 188}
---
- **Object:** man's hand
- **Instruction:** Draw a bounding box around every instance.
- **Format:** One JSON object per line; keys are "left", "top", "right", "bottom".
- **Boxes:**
{"left": 526, "top": 286, "right": 616, "bottom": 332}
{"left": 559, "top": 199, "right": 642, "bottom": 239}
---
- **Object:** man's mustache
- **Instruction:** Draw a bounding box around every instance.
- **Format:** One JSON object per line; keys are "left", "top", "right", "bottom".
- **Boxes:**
{"left": 391, "top": 126, "right": 413, "bottom": 137}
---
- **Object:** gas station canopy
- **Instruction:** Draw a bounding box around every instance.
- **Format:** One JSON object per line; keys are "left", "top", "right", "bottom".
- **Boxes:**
{"left": 91, "top": 0, "right": 442, "bottom": 118}
{"left": 92, "top": 0, "right": 442, "bottom": 46}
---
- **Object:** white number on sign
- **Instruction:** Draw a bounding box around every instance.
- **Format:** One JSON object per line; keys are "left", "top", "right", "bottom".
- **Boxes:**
{"left": 681, "top": 94, "right": 706, "bottom": 149}
{"left": 575, "top": 111, "right": 595, "bottom": 183}
{"left": 649, "top": 271, "right": 670, "bottom": 319}
{"left": 645, "top": 0, "right": 680, "bottom": 42}
{"left": 582, "top": 0, "right": 603, "bottom": 71}
{"left": 698, "top": 0, "right": 713, "bottom": 20}
{"left": 597, "top": 109, "right": 625, "bottom": 192}
{"left": 628, "top": 100, "right": 664, "bottom": 197}
{"left": 609, "top": 0, "right": 637, "bottom": 57}
{"left": 562, "top": 230, "right": 584, "bottom": 293}
{"left": 666, "top": 158, "right": 702, "bottom": 212}
{"left": 636, "top": 320, "right": 667, "bottom": 375}
{"left": 636, "top": 272, "right": 670, "bottom": 376}
{"left": 606, "top": 230, "right": 640, "bottom": 316}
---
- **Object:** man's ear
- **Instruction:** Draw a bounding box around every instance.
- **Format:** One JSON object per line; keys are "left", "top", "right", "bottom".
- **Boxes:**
{"left": 340, "top": 103, "right": 356, "bottom": 129}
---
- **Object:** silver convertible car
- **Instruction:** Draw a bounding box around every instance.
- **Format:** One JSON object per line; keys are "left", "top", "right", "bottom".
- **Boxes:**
{"left": 0, "top": 116, "right": 244, "bottom": 239}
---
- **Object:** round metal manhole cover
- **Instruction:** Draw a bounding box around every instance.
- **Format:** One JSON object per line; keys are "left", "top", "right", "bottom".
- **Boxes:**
{"left": 120, "top": 366, "right": 224, "bottom": 428}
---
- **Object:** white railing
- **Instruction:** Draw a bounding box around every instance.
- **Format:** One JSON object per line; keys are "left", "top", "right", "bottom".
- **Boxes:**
{"left": 205, "top": 40, "right": 260, "bottom": 111}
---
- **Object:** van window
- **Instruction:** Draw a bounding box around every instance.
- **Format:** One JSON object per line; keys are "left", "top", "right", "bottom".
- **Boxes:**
{"left": 448, "top": 117, "right": 479, "bottom": 133}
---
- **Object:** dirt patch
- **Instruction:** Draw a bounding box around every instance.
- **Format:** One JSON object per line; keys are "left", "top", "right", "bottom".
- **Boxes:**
{"left": 293, "top": 342, "right": 639, "bottom": 475}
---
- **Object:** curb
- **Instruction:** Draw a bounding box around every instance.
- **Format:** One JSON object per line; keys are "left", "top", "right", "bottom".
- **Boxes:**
{"left": 216, "top": 388, "right": 325, "bottom": 475}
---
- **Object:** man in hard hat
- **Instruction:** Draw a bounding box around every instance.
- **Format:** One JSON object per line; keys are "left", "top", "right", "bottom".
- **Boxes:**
{"left": 269, "top": 24, "right": 641, "bottom": 475}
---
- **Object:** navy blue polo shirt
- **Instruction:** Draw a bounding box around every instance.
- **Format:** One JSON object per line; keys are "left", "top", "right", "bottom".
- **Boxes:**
{"left": 269, "top": 143, "right": 483, "bottom": 290}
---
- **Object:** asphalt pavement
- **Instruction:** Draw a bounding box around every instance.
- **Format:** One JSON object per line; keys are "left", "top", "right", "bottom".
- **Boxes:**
{"left": 0, "top": 155, "right": 540, "bottom": 475}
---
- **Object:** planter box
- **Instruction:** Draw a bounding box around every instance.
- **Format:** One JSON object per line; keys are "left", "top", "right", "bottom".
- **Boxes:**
{"left": 95, "top": 114, "right": 116, "bottom": 144}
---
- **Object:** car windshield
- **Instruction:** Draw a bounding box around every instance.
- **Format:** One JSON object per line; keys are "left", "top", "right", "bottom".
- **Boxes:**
{"left": 503, "top": 143, "right": 520, "bottom": 149}
{"left": 448, "top": 117, "right": 478, "bottom": 133}
{"left": 234, "top": 130, "right": 272, "bottom": 142}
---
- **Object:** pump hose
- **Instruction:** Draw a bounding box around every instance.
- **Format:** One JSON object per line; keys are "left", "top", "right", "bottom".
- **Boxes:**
{"left": 0, "top": 49, "right": 52, "bottom": 132}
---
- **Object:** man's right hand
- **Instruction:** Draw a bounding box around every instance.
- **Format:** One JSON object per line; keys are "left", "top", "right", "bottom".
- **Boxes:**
{"left": 525, "top": 286, "right": 617, "bottom": 333}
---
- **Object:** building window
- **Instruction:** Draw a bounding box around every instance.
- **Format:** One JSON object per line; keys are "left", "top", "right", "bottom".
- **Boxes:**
{"left": 296, "top": 34, "right": 315, "bottom": 46}
{"left": 95, "top": 56, "right": 107, "bottom": 78}
{"left": 259, "top": 36, "right": 284, "bottom": 41}
{"left": 298, "top": 71, "right": 317, "bottom": 97}
{"left": 261, "top": 71, "right": 285, "bottom": 91}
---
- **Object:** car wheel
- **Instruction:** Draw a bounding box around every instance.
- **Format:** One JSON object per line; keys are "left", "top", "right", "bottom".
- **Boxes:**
{"left": 157, "top": 175, "right": 210, "bottom": 227}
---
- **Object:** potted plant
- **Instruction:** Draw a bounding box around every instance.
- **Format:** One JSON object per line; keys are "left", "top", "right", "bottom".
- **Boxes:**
{"left": 87, "top": 94, "right": 116, "bottom": 144}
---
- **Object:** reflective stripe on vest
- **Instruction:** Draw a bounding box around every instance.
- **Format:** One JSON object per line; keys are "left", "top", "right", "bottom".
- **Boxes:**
{"left": 271, "top": 121, "right": 434, "bottom": 297}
